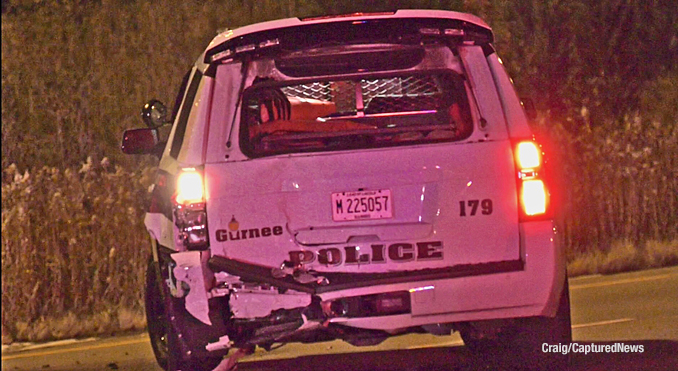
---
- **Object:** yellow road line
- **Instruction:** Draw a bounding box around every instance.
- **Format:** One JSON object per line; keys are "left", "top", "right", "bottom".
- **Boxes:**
{"left": 406, "top": 340, "right": 464, "bottom": 350}
{"left": 13, "top": 337, "right": 97, "bottom": 352}
{"left": 570, "top": 273, "right": 676, "bottom": 290}
{"left": 1, "top": 337, "right": 148, "bottom": 361}
{"left": 571, "top": 318, "right": 635, "bottom": 329}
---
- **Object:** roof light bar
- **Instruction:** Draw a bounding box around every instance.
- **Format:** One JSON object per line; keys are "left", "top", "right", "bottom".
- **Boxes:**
{"left": 419, "top": 28, "right": 441, "bottom": 35}
{"left": 235, "top": 44, "right": 256, "bottom": 54}
{"left": 210, "top": 38, "right": 281, "bottom": 63}
{"left": 259, "top": 38, "right": 280, "bottom": 48}
{"left": 300, "top": 12, "right": 396, "bottom": 22}
{"left": 444, "top": 28, "right": 465, "bottom": 36}
{"left": 210, "top": 49, "right": 233, "bottom": 63}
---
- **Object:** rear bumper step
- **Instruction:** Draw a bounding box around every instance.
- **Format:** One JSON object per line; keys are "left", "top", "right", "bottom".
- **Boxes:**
{"left": 208, "top": 255, "right": 524, "bottom": 294}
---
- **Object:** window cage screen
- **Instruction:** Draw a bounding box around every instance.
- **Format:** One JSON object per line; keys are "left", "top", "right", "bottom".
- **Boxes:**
{"left": 280, "top": 75, "right": 443, "bottom": 114}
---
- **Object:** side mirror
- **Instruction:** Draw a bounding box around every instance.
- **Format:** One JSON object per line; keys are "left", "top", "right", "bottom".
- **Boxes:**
{"left": 141, "top": 99, "right": 169, "bottom": 128}
{"left": 520, "top": 97, "right": 537, "bottom": 121}
{"left": 121, "top": 128, "right": 161, "bottom": 156}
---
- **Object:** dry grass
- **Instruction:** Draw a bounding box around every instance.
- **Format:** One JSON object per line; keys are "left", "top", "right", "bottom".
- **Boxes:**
{"left": 567, "top": 239, "right": 678, "bottom": 277}
{"left": 1, "top": 159, "right": 154, "bottom": 344}
{"left": 8, "top": 308, "right": 146, "bottom": 344}
{"left": 645, "top": 240, "right": 678, "bottom": 267}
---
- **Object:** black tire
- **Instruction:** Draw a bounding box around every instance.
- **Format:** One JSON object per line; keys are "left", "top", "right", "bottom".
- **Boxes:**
{"left": 166, "top": 322, "right": 223, "bottom": 371}
{"left": 510, "top": 279, "right": 572, "bottom": 371}
{"left": 146, "top": 258, "right": 170, "bottom": 370}
{"left": 460, "top": 279, "right": 572, "bottom": 371}
{"left": 146, "top": 256, "right": 224, "bottom": 371}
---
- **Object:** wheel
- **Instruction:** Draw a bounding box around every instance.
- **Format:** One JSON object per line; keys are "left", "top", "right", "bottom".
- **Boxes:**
{"left": 146, "top": 258, "right": 170, "bottom": 370}
{"left": 509, "top": 279, "right": 572, "bottom": 371}
{"left": 460, "top": 279, "right": 572, "bottom": 371}
{"left": 145, "top": 256, "right": 224, "bottom": 371}
{"left": 166, "top": 322, "right": 223, "bottom": 371}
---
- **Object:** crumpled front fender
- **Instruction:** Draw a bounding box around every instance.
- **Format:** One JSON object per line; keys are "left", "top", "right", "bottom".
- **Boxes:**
{"left": 171, "top": 250, "right": 213, "bottom": 325}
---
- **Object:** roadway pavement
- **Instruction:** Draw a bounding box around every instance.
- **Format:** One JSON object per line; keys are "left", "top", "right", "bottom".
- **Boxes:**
{"left": 3, "top": 266, "right": 678, "bottom": 370}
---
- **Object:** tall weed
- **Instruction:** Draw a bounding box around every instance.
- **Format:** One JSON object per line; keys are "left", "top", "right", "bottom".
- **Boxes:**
{"left": 1, "top": 158, "right": 155, "bottom": 341}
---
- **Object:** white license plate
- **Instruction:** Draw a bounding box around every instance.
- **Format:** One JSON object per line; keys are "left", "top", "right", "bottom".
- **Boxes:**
{"left": 331, "top": 189, "right": 393, "bottom": 221}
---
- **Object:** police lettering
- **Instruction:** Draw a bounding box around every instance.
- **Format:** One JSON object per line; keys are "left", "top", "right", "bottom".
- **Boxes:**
{"left": 291, "top": 241, "right": 443, "bottom": 266}
{"left": 318, "top": 248, "right": 342, "bottom": 266}
{"left": 345, "top": 246, "right": 370, "bottom": 264}
{"left": 389, "top": 243, "right": 415, "bottom": 261}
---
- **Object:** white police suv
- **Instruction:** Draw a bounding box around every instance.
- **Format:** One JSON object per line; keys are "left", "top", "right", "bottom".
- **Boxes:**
{"left": 122, "top": 9, "right": 571, "bottom": 371}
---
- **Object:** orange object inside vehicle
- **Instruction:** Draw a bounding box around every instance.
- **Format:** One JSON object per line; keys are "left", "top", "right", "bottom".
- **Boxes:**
{"left": 249, "top": 96, "right": 377, "bottom": 138}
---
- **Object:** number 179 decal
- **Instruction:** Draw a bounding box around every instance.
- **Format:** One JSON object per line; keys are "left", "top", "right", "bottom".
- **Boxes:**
{"left": 459, "top": 199, "right": 493, "bottom": 216}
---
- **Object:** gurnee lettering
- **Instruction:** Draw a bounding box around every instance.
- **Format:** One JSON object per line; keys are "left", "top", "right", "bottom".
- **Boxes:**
{"left": 215, "top": 225, "right": 283, "bottom": 242}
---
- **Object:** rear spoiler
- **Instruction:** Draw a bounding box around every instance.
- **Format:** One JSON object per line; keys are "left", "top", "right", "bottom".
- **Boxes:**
{"left": 205, "top": 17, "right": 493, "bottom": 65}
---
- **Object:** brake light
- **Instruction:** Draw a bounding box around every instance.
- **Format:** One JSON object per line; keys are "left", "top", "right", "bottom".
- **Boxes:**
{"left": 176, "top": 168, "right": 204, "bottom": 205}
{"left": 173, "top": 168, "right": 209, "bottom": 250}
{"left": 516, "top": 141, "right": 541, "bottom": 169}
{"left": 514, "top": 140, "right": 550, "bottom": 219}
{"left": 521, "top": 179, "right": 547, "bottom": 215}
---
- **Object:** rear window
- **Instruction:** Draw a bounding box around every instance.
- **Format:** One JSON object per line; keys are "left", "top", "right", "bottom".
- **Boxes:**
{"left": 239, "top": 72, "right": 473, "bottom": 158}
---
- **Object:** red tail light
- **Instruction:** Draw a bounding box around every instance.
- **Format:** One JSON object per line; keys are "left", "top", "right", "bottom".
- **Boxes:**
{"left": 521, "top": 179, "right": 548, "bottom": 215}
{"left": 516, "top": 141, "right": 541, "bottom": 169}
{"left": 173, "top": 168, "right": 209, "bottom": 250}
{"left": 514, "top": 140, "right": 551, "bottom": 220}
{"left": 176, "top": 168, "right": 205, "bottom": 205}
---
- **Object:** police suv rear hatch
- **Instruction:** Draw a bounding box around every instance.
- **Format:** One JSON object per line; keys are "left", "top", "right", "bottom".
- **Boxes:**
{"left": 204, "top": 15, "right": 521, "bottom": 290}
